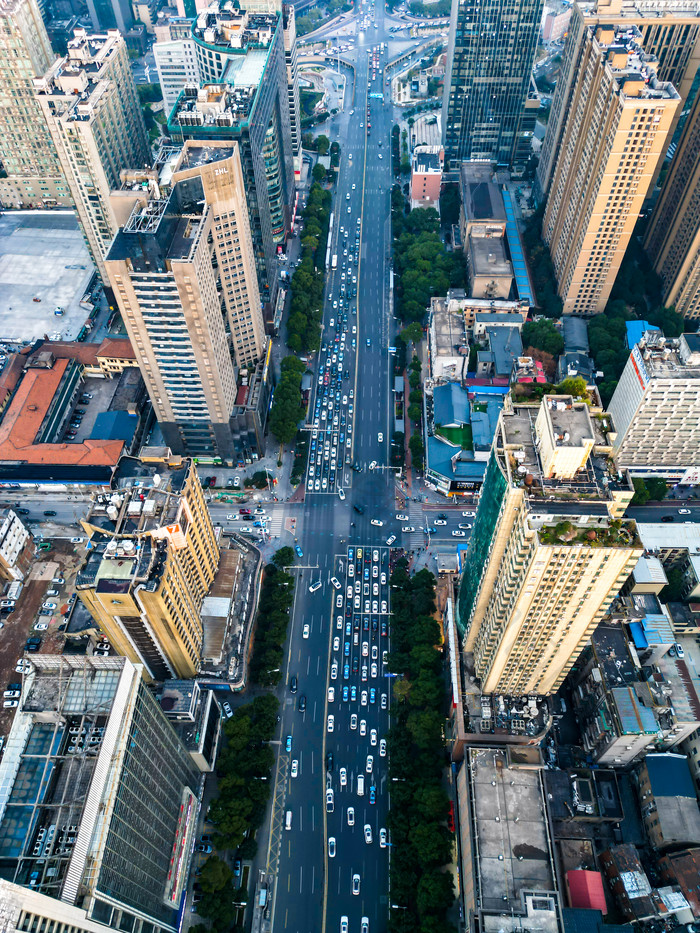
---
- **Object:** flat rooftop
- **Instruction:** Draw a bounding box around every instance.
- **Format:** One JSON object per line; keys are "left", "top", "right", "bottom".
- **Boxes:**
{"left": 470, "top": 237, "right": 512, "bottom": 277}
{"left": 637, "top": 523, "right": 700, "bottom": 554}
{"left": 469, "top": 747, "right": 558, "bottom": 929}
{"left": 543, "top": 396, "right": 595, "bottom": 449}
{"left": 0, "top": 212, "right": 95, "bottom": 344}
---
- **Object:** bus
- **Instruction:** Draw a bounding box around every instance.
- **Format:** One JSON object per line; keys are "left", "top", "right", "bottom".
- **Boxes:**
{"left": 332, "top": 254, "right": 338, "bottom": 270}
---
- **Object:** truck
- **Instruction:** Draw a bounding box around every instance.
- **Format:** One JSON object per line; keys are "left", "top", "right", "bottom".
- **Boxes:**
{"left": 6, "top": 581, "right": 22, "bottom": 601}
{"left": 331, "top": 254, "right": 338, "bottom": 270}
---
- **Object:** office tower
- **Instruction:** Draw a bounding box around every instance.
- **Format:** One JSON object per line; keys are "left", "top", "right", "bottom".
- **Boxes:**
{"left": 168, "top": 1, "right": 295, "bottom": 307}
{"left": 282, "top": 3, "right": 301, "bottom": 176}
{"left": 0, "top": 0, "right": 71, "bottom": 208}
{"left": 106, "top": 141, "right": 269, "bottom": 461}
{"left": 85, "top": 0, "right": 132, "bottom": 32}
{"left": 458, "top": 395, "right": 641, "bottom": 695}
{"left": 77, "top": 452, "right": 220, "bottom": 679}
{"left": 607, "top": 333, "right": 700, "bottom": 479}
{"left": 441, "top": 0, "right": 544, "bottom": 171}
{"left": 34, "top": 29, "right": 150, "bottom": 281}
{"left": 538, "top": 0, "right": 700, "bottom": 198}
{"left": 0, "top": 655, "right": 201, "bottom": 933}
{"left": 541, "top": 24, "right": 679, "bottom": 316}
{"left": 153, "top": 14, "right": 200, "bottom": 112}
{"left": 643, "top": 91, "right": 700, "bottom": 320}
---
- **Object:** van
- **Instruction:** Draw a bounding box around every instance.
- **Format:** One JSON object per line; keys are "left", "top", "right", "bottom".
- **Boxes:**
{"left": 357, "top": 775, "right": 365, "bottom": 796}
{"left": 285, "top": 810, "right": 293, "bottom": 831}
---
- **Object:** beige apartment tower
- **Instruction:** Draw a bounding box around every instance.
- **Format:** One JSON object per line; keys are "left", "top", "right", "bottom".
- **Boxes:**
{"left": 457, "top": 396, "right": 641, "bottom": 695}
{"left": 541, "top": 23, "right": 679, "bottom": 315}
{"left": 105, "top": 140, "right": 266, "bottom": 459}
{"left": 643, "top": 90, "right": 700, "bottom": 320}
{"left": 34, "top": 29, "right": 150, "bottom": 280}
{"left": 76, "top": 452, "right": 219, "bottom": 680}
{"left": 0, "top": 0, "right": 70, "bottom": 207}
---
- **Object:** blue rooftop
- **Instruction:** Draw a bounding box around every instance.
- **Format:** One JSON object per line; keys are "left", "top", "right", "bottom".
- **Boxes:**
{"left": 626, "top": 320, "right": 660, "bottom": 349}
{"left": 426, "top": 435, "right": 486, "bottom": 484}
{"left": 471, "top": 395, "right": 504, "bottom": 450}
{"left": 645, "top": 753, "right": 696, "bottom": 798}
{"left": 502, "top": 189, "right": 534, "bottom": 306}
{"left": 90, "top": 411, "right": 138, "bottom": 445}
{"left": 433, "top": 383, "right": 470, "bottom": 427}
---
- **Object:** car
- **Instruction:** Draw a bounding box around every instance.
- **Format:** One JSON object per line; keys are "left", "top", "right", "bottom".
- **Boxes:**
{"left": 364, "top": 824, "right": 373, "bottom": 844}
{"left": 221, "top": 700, "right": 233, "bottom": 718}
{"left": 371, "top": 661, "right": 378, "bottom": 678}
{"left": 330, "top": 576, "right": 341, "bottom": 590}
{"left": 379, "top": 828, "right": 387, "bottom": 848}
{"left": 309, "top": 580, "right": 322, "bottom": 593}
{"left": 370, "top": 518, "right": 383, "bottom": 526}
{"left": 347, "top": 806, "right": 355, "bottom": 826}
{"left": 369, "top": 785, "right": 376, "bottom": 804}
{"left": 302, "top": 623, "right": 310, "bottom": 639}
{"left": 434, "top": 519, "right": 447, "bottom": 526}
{"left": 351, "top": 685, "right": 357, "bottom": 701}
{"left": 340, "top": 767, "right": 347, "bottom": 786}
{"left": 285, "top": 734, "right": 292, "bottom": 752}
{"left": 661, "top": 515, "right": 675, "bottom": 522}
{"left": 379, "top": 738, "right": 387, "bottom": 757}
{"left": 359, "top": 718, "right": 367, "bottom": 736}
{"left": 42, "top": 602, "right": 57, "bottom": 610}
{"left": 458, "top": 523, "right": 472, "bottom": 530}
{"left": 298, "top": 694, "right": 307, "bottom": 712}
{"left": 386, "top": 535, "right": 396, "bottom": 546}
{"left": 344, "top": 662, "right": 350, "bottom": 679}
{"left": 3, "top": 699, "right": 18, "bottom": 708}
{"left": 370, "top": 728, "right": 377, "bottom": 746}
{"left": 351, "top": 713, "right": 359, "bottom": 732}
{"left": 290, "top": 674, "right": 298, "bottom": 694}
{"left": 341, "top": 918, "right": 349, "bottom": 933}
{"left": 452, "top": 530, "right": 466, "bottom": 537}
{"left": 352, "top": 874, "right": 361, "bottom": 895}
{"left": 294, "top": 544, "right": 303, "bottom": 558}
{"left": 353, "top": 504, "right": 365, "bottom": 514}
{"left": 16, "top": 660, "right": 31, "bottom": 673}
{"left": 70, "top": 537, "right": 84, "bottom": 543}
{"left": 34, "top": 622, "right": 49, "bottom": 631}
{"left": 43, "top": 510, "right": 57, "bottom": 517}
{"left": 676, "top": 643, "right": 685, "bottom": 658}
{"left": 3, "top": 689, "right": 20, "bottom": 699}
{"left": 462, "top": 510, "right": 476, "bottom": 517}
{"left": 327, "top": 714, "right": 334, "bottom": 732}
{"left": 679, "top": 509, "right": 691, "bottom": 514}
{"left": 378, "top": 432, "right": 383, "bottom": 442}
{"left": 326, "top": 788, "right": 334, "bottom": 813}
{"left": 328, "top": 836, "right": 336, "bottom": 858}
{"left": 291, "top": 759, "right": 299, "bottom": 778}
{"left": 196, "top": 843, "right": 212, "bottom": 853}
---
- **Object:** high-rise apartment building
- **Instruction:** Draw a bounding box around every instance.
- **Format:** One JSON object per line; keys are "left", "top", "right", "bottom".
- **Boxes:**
{"left": 76, "top": 451, "right": 220, "bottom": 679}
{"left": 607, "top": 333, "right": 700, "bottom": 479}
{"left": 0, "top": 0, "right": 70, "bottom": 208}
{"left": 0, "top": 655, "right": 202, "bottom": 933}
{"left": 167, "top": 1, "right": 294, "bottom": 308}
{"left": 85, "top": 0, "right": 132, "bottom": 32}
{"left": 541, "top": 24, "right": 679, "bottom": 316}
{"left": 538, "top": 0, "right": 700, "bottom": 198}
{"left": 153, "top": 14, "right": 200, "bottom": 112}
{"left": 34, "top": 29, "right": 151, "bottom": 280}
{"left": 458, "top": 395, "right": 641, "bottom": 695}
{"left": 643, "top": 91, "right": 700, "bottom": 321}
{"left": 105, "top": 141, "right": 269, "bottom": 460}
{"left": 441, "top": 0, "right": 544, "bottom": 170}
{"left": 282, "top": 3, "right": 301, "bottom": 176}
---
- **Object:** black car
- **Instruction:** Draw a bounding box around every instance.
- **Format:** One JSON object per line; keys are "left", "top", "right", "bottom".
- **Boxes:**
{"left": 43, "top": 510, "right": 57, "bottom": 517}
{"left": 298, "top": 694, "right": 306, "bottom": 712}
{"left": 353, "top": 504, "right": 365, "bottom": 514}
{"left": 16, "top": 508, "right": 30, "bottom": 515}
{"left": 290, "top": 674, "right": 298, "bottom": 694}
{"left": 352, "top": 657, "right": 359, "bottom": 673}
{"left": 326, "top": 751, "right": 334, "bottom": 771}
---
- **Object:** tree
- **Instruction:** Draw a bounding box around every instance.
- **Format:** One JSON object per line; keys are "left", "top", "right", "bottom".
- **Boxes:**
{"left": 199, "top": 856, "right": 233, "bottom": 894}
{"left": 439, "top": 184, "right": 460, "bottom": 227}
{"left": 312, "top": 162, "right": 326, "bottom": 183}
{"left": 408, "top": 403, "right": 422, "bottom": 423}
{"left": 272, "top": 546, "right": 296, "bottom": 568}
{"left": 556, "top": 375, "right": 589, "bottom": 398}
{"left": 631, "top": 477, "right": 650, "bottom": 506}
{"left": 401, "top": 322, "right": 423, "bottom": 345}
{"left": 316, "top": 134, "right": 330, "bottom": 155}
{"left": 522, "top": 319, "right": 564, "bottom": 357}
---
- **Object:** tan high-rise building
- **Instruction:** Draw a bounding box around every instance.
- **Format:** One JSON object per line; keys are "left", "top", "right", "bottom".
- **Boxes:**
{"left": 105, "top": 140, "right": 268, "bottom": 460}
{"left": 76, "top": 451, "right": 219, "bottom": 680}
{"left": 0, "top": 0, "right": 71, "bottom": 207}
{"left": 457, "top": 396, "right": 641, "bottom": 695}
{"left": 541, "top": 23, "right": 679, "bottom": 316}
{"left": 538, "top": 0, "right": 700, "bottom": 198}
{"left": 643, "top": 91, "right": 700, "bottom": 320}
{"left": 33, "top": 29, "right": 150, "bottom": 281}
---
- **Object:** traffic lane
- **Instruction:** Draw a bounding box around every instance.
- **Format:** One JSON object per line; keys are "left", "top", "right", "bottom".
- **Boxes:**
{"left": 627, "top": 504, "right": 700, "bottom": 522}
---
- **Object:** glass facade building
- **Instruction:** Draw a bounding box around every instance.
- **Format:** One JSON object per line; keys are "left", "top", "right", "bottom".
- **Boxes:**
{"left": 442, "top": 0, "right": 544, "bottom": 170}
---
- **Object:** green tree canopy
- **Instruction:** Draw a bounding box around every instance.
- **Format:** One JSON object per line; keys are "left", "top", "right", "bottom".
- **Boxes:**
{"left": 522, "top": 319, "right": 564, "bottom": 357}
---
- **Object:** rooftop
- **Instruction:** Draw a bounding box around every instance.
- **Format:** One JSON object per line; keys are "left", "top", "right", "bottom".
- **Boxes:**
{"left": 594, "top": 24, "right": 680, "bottom": 101}
{"left": 413, "top": 146, "right": 442, "bottom": 174}
{"left": 192, "top": 4, "right": 277, "bottom": 52}
{"left": 542, "top": 395, "right": 595, "bottom": 450}
{"left": 637, "top": 523, "right": 700, "bottom": 555}
{"left": 469, "top": 236, "right": 513, "bottom": 278}
{"left": 644, "top": 753, "right": 696, "bottom": 799}
{"left": 477, "top": 326, "right": 523, "bottom": 378}
{"left": 170, "top": 82, "right": 258, "bottom": 132}
{"left": 460, "top": 163, "right": 507, "bottom": 224}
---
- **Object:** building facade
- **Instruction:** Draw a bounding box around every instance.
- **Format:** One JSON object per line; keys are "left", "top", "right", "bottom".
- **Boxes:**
{"left": 541, "top": 23, "right": 679, "bottom": 315}
{"left": 458, "top": 396, "right": 640, "bottom": 695}
{"left": 0, "top": 655, "right": 201, "bottom": 933}
{"left": 76, "top": 453, "right": 219, "bottom": 679}
{"left": 34, "top": 29, "right": 150, "bottom": 280}
{"left": 441, "top": 0, "right": 543, "bottom": 170}
{"left": 0, "top": 0, "right": 71, "bottom": 208}
{"left": 153, "top": 14, "right": 200, "bottom": 113}
{"left": 643, "top": 90, "right": 700, "bottom": 320}
{"left": 0, "top": 507, "right": 33, "bottom": 580}
{"left": 282, "top": 3, "right": 301, "bottom": 175}
{"left": 607, "top": 333, "right": 700, "bottom": 478}
{"left": 105, "top": 142, "right": 268, "bottom": 460}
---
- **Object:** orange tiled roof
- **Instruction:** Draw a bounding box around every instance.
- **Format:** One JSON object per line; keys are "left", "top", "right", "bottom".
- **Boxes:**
{"left": 97, "top": 337, "right": 136, "bottom": 360}
{"left": 31, "top": 341, "right": 101, "bottom": 366}
{"left": 0, "top": 358, "right": 123, "bottom": 466}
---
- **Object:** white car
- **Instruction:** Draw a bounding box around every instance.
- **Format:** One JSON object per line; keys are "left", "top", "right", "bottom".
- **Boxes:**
{"left": 336, "top": 594, "right": 343, "bottom": 607}
{"left": 34, "top": 622, "right": 49, "bottom": 631}
{"left": 434, "top": 519, "right": 447, "bottom": 526}
{"left": 402, "top": 526, "right": 415, "bottom": 532}
{"left": 386, "top": 535, "right": 396, "bottom": 546}
{"left": 351, "top": 713, "right": 358, "bottom": 730}
{"left": 328, "top": 686, "right": 335, "bottom": 702}
{"left": 452, "top": 530, "right": 466, "bottom": 537}
{"left": 379, "top": 828, "right": 387, "bottom": 848}
{"left": 226, "top": 513, "right": 238, "bottom": 520}
{"left": 42, "top": 601, "right": 57, "bottom": 610}
{"left": 378, "top": 433, "right": 383, "bottom": 442}
{"left": 360, "top": 719, "right": 367, "bottom": 736}
{"left": 362, "top": 918, "right": 369, "bottom": 933}
{"left": 361, "top": 690, "right": 368, "bottom": 706}
{"left": 381, "top": 572, "right": 386, "bottom": 584}
{"left": 379, "top": 739, "right": 386, "bottom": 757}
{"left": 347, "top": 807, "right": 355, "bottom": 826}
{"left": 291, "top": 759, "right": 299, "bottom": 777}
{"left": 370, "top": 728, "right": 377, "bottom": 746}
{"left": 366, "top": 755, "right": 373, "bottom": 773}
{"left": 340, "top": 767, "right": 347, "bottom": 786}
{"left": 303, "top": 623, "right": 310, "bottom": 639}
{"left": 362, "top": 642, "right": 369, "bottom": 657}
{"left": 371, "top": 662, "right": 378, "bottom": 678}
{"left": 364, "top": 824, "right": 373, "bottom": 844}
{"left": 331, "top": 576, "right": 341, "bottom": 590}
{"left": 369, "top": 461, "right": 377, "bottom": 471}
{"left": 327, "top": 715, "right": 335, "bottom": 733}
{"left": 462, "top": 511, "right": 475, "bottom": 517}
{"left": 371, "top": 519, "right": 383, "bottom": 526}
{"left": 331, "top": 661, "right": 338, "bottom": 680}
{"left": 333, "top": 636, "right": 340, "bottom": 651}
{"left": 329, "top": 836, "right": 336, "bottom": 858}
{"left": 70, "top": 537, "right": 84, "bottom": 544}
{"left": 396, "top": 513, "right": 408, "bottom": 521}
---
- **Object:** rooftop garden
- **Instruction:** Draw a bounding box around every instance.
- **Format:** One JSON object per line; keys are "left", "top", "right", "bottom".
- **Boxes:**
{"left": 537, "top": 519, "right": 640, "bottom": 549}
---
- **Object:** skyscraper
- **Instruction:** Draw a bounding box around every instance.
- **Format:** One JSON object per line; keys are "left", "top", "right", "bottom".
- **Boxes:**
{"left": 105, "top": 141, "right": 269, "bottom": 460}
{"left": 643, "top": 90, "right": 700, "bottom": 320}
{"left": 153, "top": 14, "right": 201, "bottom": 112}
{"left": 34, "top": 29, "right": 151, "bottom": 280}
{"left": 607, "top": 333, "right": 700, "bottom": 479}
{"left": 441, "top": 0, "right": 544, "bottom": 171}
{"left": 0, "top": 0, "right": 70, "bottom": 208}
{"left": 537, "top": 0, "right": 700, "bottom": 198}
{"left": 0, "top": 655, "right": 202, "bottom": 933}
{"left": 168, "top": 1, "right": 295, "bottom": 309}
{"left": 77, "top": 452, "right": 219, "bottom": 679}
{"left": 458, "top": 395, "right": 640, "bottom": 695}
{"left": 282, "top": 3, "right": 301, "bottom": 177}
{"left": 541, "top": 24, "right": 679, "bottom": 315}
